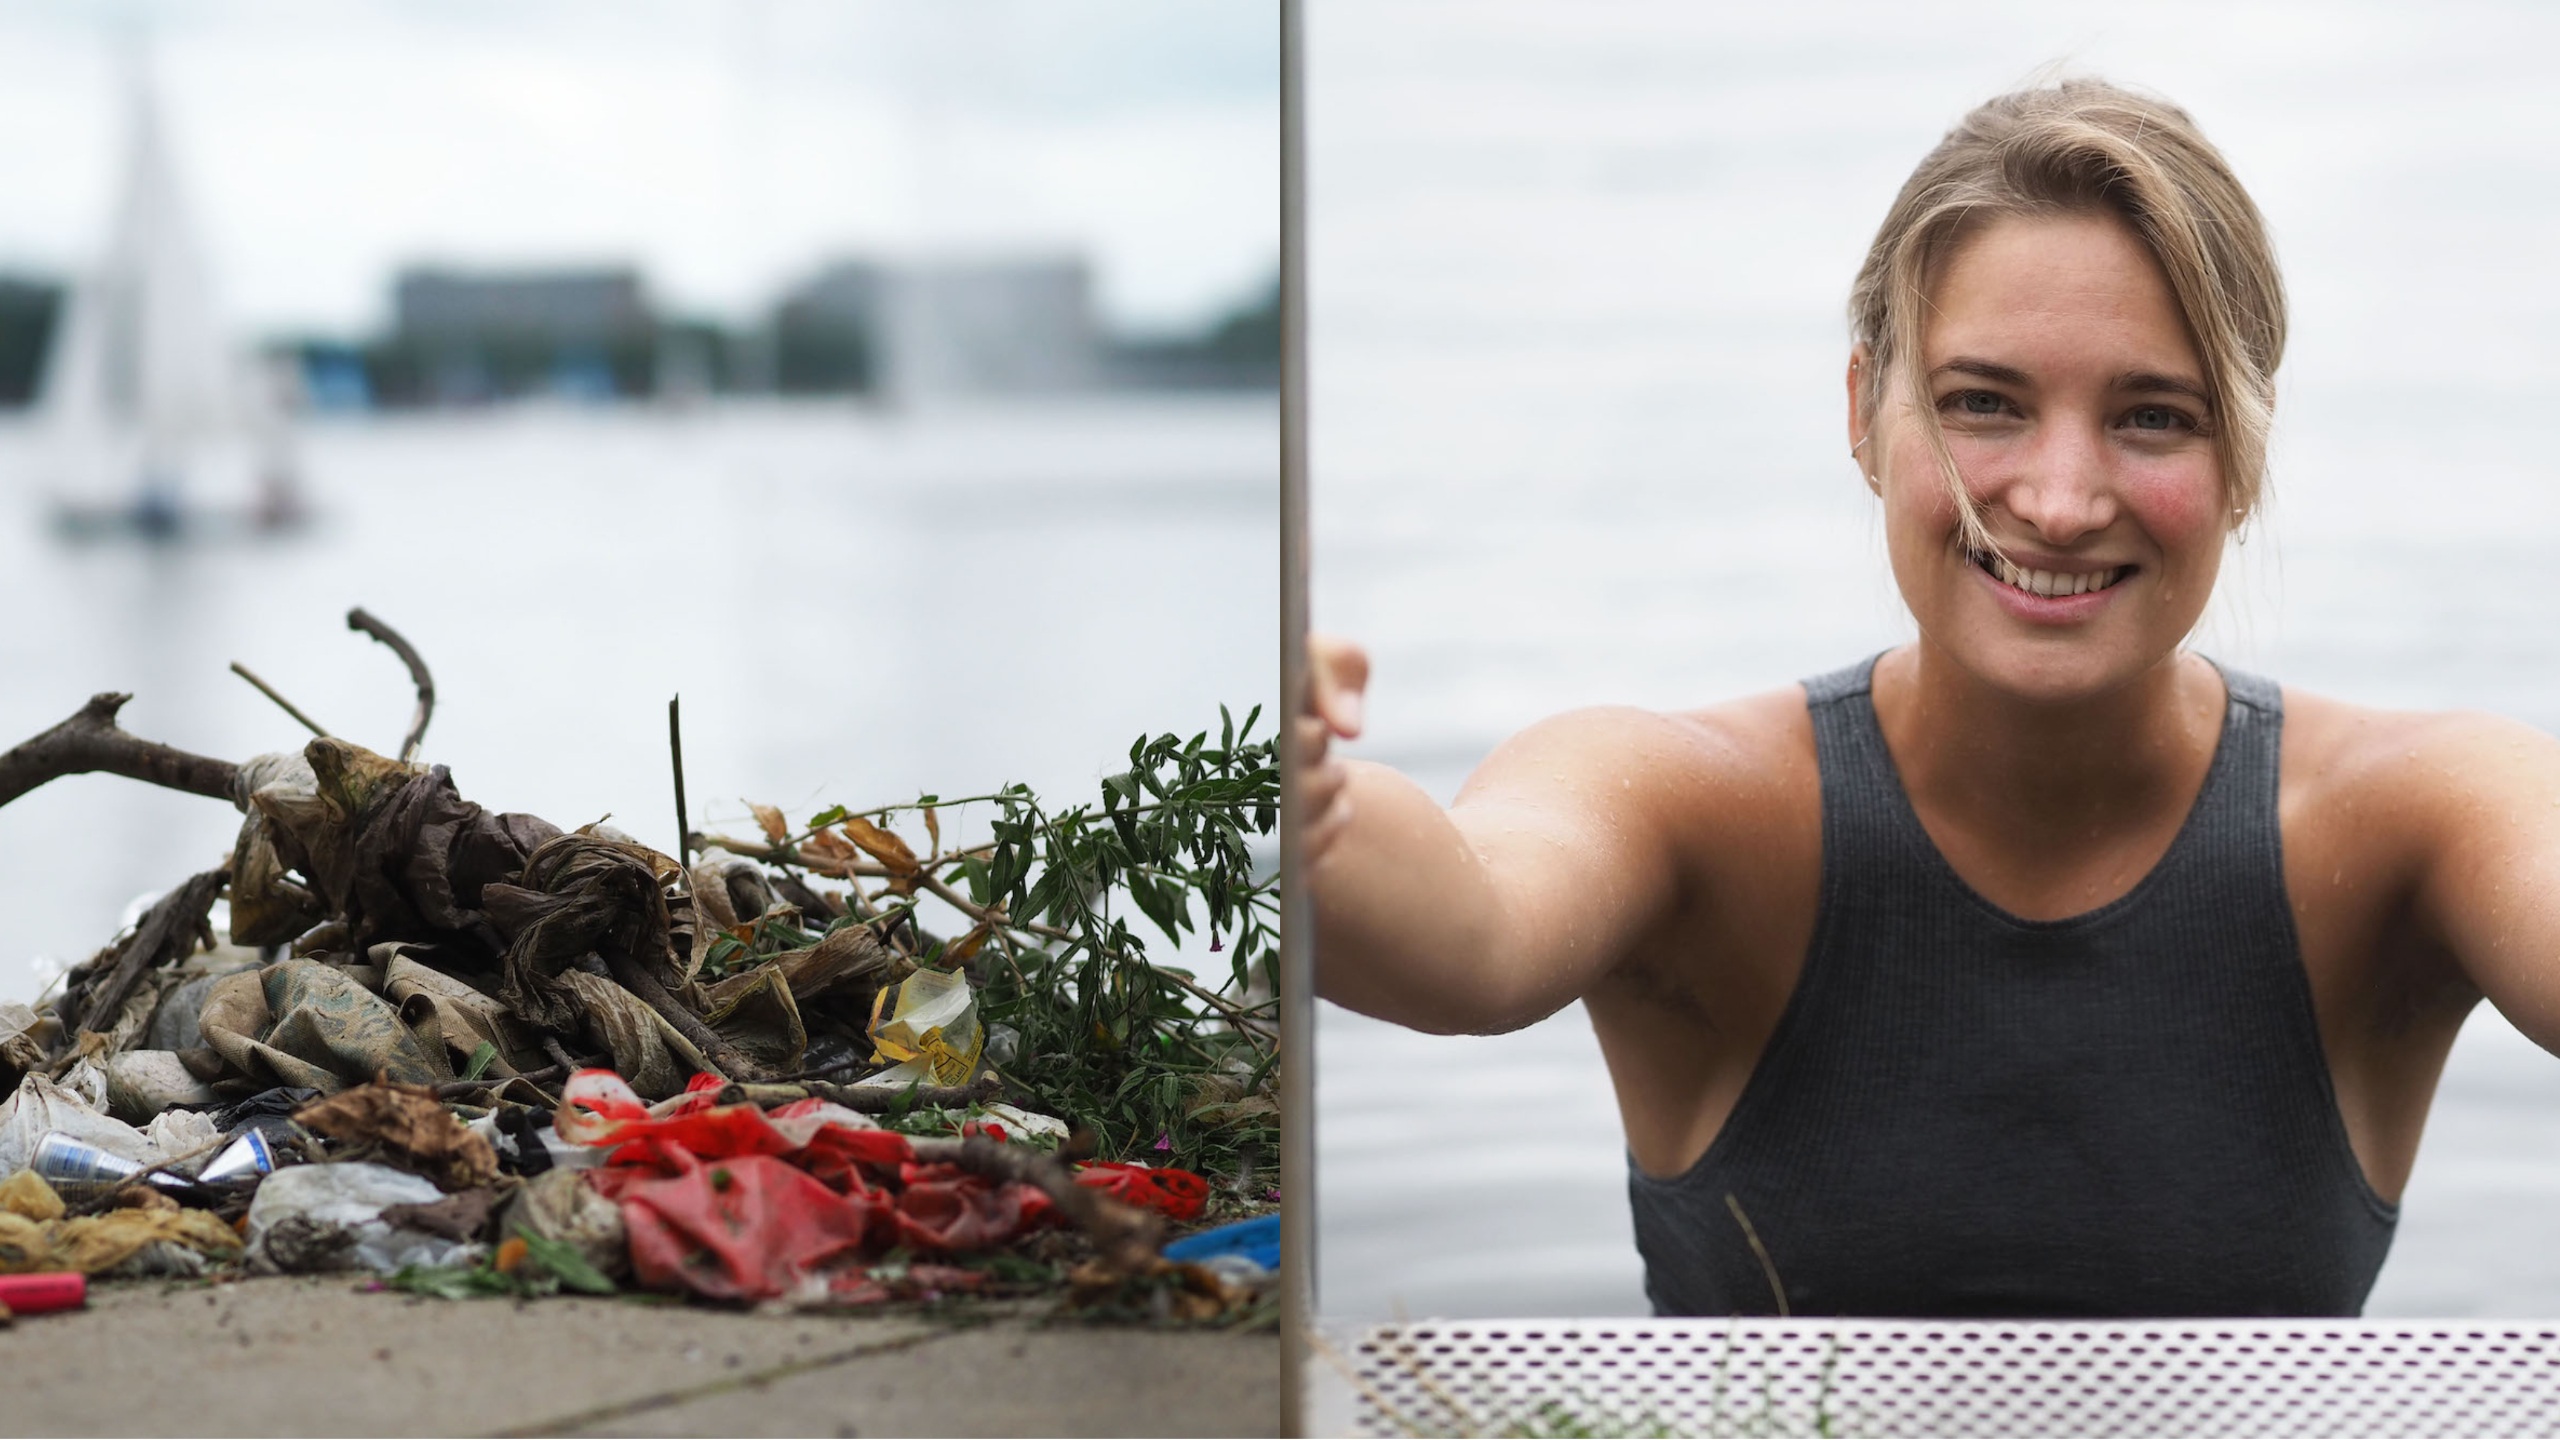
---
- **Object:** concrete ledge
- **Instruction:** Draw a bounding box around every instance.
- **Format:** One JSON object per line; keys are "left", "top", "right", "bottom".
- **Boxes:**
{"left": 1, "top": 1276, "right": 1278, "bottom": 1438}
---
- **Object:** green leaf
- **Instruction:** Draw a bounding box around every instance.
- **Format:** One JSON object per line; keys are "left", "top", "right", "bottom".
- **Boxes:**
{"left": 459, "top": 1041, "right": 498, "bottom": 1083}
{"left": 516, "top": 1227, "right": 617, "bottom": 1295}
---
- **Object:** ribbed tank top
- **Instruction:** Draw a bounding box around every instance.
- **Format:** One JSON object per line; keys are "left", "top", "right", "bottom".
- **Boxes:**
{"left": 1627, "top": 654, "right": 2397, "bottom": 1318}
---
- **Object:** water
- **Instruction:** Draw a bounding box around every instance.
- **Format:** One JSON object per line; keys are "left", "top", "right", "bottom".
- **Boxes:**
{"left": 0, "top": 395, "right": 1276, "bottom": 1004}
{"left": 1308, "top": 3, "right": 2560, "bottom": 1318}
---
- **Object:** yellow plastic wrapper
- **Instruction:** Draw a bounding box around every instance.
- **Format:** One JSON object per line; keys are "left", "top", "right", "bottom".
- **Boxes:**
{"left": 0, "top": 1173, "right": 241, "bottom": 1276}
{"left": 0, "top": 1169, "right": 64, "bottom": 1222}
{"left": 864, "top": 967, "right": 983, "bottom": 1087}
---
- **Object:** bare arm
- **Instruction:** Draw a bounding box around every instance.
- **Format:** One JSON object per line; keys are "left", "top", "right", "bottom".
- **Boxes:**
{"left": 2401, "top": 711, "right": 2560, "bottom": 1049}
{"left": 1302, "top": 636, "right": 1697, "bottom": 1034}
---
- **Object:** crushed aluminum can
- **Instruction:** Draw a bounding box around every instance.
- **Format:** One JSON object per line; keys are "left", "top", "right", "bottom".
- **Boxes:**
{"left": 28, "top": 1131, "right": 195, "bottom": 1201}
{"left": 195, "top": 1129, "right": 275, "bottom": 1184}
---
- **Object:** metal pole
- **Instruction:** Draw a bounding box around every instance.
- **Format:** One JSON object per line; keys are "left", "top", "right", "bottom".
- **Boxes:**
{"left": 1278, "top": 0, "right": 1316, "bottom": 1432}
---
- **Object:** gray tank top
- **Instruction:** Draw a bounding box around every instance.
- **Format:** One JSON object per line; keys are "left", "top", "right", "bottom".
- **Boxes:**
{"left": 1626, "top": 654, "right": 2396, "bottom": 1317}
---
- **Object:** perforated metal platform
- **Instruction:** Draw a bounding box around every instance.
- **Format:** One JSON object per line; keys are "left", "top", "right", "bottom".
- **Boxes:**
{"left": 1308, "top": 1319, "right": 2560, "bottom": 1437}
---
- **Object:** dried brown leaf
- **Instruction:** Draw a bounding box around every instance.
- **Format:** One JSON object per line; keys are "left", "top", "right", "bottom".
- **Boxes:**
{"left": 750, "top": 803, "right": 789, "bottom": 846}
{"left": 840, "top": 816, "right": 921, "bottom": 877}
{"left": 802, "top": 829, "right": 860, "bottom": 878}
{"left": 944, "top": 919, "right": 991, "bottom": 965}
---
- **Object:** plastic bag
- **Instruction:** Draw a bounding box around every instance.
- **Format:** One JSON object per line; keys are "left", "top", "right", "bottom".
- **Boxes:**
{"left": 555, "top": 1070, "right": 898, "bottom": 1172}
{"left": 0, "top": 1172, "right": 242, "bottom": 1276}
{"left": 615, "top": 1153, "right": 886, "bottom": 1302}
{"left": 0, "top": 1074, "right": 212, "bottom": 1178}
{"left": 862, "top": 967, "right": 981, "bottom": 1087}
{"left": 892, "top": 1162, "right": 1054, "bottom": 1252}
{"left": 502, "top": 1167, "right": 628, "bottom": 1280}
{"left": 100, "top": 1049, "right": 219, "bottom": 1121}
{"left": 1075, "top": 1161, "right": 1210, "bottom": 1221}
{"left": 243, "top": 1162, "right": 482, "bottom": 1274}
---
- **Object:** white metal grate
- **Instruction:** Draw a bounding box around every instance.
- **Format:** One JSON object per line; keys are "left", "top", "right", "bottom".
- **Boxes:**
{"left": 1309, "top": 1319, "right": 2560, "bottom": 1437}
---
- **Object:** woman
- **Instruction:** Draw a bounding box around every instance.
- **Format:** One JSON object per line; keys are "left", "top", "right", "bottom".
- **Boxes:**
{"left": 1302, "top": 78, "right": 2560, "bottom": 1318}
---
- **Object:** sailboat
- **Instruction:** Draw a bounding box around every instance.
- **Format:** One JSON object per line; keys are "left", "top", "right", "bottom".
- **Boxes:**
{"left": 35, "top": 77, "right": 303, "bottom": 541}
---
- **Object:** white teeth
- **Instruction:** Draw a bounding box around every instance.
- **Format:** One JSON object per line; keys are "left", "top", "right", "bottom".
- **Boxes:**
{"left": 1976, "top": 553, "right": 2126, "bottom": 598}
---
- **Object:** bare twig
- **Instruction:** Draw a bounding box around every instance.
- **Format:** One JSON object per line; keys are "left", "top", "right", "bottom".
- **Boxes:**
{"left": 802, "top": 1074, "right": 1003, "bottom": 1110}
{"left": 668, "top": 695, "right": 691, "bottom": 863}
{"left": 1725, "top": 1191, "right": 1789, "bottom": 1318}
{"left": 0, "top": 693, "right": 239, "bottom": 812}
{"left": 541, "top": 1037, "right": 582, "bottom": 1076}
{"left": 434, "top": 1062, "right": 566, "bottom": 1099}
{"left": 908, "top": 1134, "right": 1160, "bottom": 1272}
{"left": 61, "top": 868, "right": 228, "bottom": 1040}
{"left": 347, "top": 607, "right": 435, "bottom": 763}
{"left": 918, "top": 869, "right": 1275, "bottom": 1039}
{"left": 227, "top": 662, "right": 331, "bottom": 738}
{"left": 697, "top": 832, "right": 995, "bottom": 879}
{"left": 603, "top": 948, "right": 765, "bottom": 1083}
{"left": 695, "top": 829, "right": 1272, "bottom": 1039}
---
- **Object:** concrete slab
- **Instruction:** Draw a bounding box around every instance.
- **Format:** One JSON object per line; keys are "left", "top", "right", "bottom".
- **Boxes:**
{"left": 554, "top": 1318, "right": 1282, "bottom": 1438}
{"left": 0, "top": 1276, "right": 1278, "bottom": 1438}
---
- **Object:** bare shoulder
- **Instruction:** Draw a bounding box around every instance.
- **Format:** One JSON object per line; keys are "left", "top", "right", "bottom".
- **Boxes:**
{"left": 2282, "top": 685, "right": 2560, "bottom": 837}
{"left": 1452, "top": 684, "right": 1818, "bottom": 901}
{"left": 1458, "top": 684, "right": 1812, "bottom": 807}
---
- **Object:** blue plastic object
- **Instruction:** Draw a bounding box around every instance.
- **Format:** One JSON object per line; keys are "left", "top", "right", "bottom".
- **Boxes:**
{"left": 1162, "top": 1214, "right": 1279, "bottom": 1270}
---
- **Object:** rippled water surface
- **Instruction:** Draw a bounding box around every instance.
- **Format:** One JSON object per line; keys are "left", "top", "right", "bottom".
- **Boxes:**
{"left": 1309, "top": 2, "right": 2560, "bottom": 1319}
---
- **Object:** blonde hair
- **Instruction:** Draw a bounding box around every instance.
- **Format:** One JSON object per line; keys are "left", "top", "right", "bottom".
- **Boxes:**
{"left": 1848, "top": 78, "right": 2284, "bottom": 553}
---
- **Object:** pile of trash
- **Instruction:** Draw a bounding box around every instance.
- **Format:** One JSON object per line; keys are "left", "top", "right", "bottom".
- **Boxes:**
{"left": 0, "top": 706, "right": 1274, "bottom": 1319}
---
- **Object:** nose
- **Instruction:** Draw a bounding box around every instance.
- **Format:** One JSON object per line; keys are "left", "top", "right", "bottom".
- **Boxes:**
{"left": 1990, "top": 419, "right": 2118, "bottom": 545}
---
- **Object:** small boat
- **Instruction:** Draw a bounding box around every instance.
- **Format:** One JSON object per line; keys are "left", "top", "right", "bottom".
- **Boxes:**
{"left": 32, "top": 71, "right": 306, "bottom": 543}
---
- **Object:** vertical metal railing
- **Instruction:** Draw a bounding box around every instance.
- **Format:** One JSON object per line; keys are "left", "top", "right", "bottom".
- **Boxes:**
{"left": 1277, "top": 0, "right": 1315, "bottom": 1433}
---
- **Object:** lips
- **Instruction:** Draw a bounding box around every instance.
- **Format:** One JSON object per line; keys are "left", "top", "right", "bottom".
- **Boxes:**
{"left": 1967, "top": 548, "right": 2131, "bottom": 598}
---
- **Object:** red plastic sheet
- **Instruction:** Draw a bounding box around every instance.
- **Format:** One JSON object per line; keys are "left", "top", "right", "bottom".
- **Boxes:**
{"left": 894, "top": 1161, "right": 1055, "bottom": 1251}
{"left": 558, "top": 1069, "right": 1059, "bottom": 1302}
{"left": 1075, "top": 1161, "right": 1210, "bottom": 1220}
{"left": 615, "top": 1153, "right": 888, "bottom": 1302}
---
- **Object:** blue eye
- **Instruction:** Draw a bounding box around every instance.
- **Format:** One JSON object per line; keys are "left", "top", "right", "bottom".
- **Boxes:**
{"left": 2127, "top": 405, "right": 2183, "bottom": 431}
{"left": 1954, "top": 390, "right": 2005, "bottom": 415}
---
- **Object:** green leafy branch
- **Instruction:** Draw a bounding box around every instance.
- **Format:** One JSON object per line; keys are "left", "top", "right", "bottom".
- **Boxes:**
{"left": 696, "top": 704, "right": 1280, "bottom": 1176}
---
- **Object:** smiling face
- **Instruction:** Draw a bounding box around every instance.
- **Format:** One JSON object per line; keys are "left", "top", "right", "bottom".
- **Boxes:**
{"left": 1852, "top": 210, "right": 2230, "bottom": 702}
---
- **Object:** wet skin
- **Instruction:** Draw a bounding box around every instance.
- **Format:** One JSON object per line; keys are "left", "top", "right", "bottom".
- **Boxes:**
{"left": 1304, "top": 211, "right": 2560, "bottom": 1204}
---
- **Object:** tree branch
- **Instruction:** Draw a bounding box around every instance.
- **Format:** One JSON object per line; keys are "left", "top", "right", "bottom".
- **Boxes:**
{"left": 801, "top": 1074, "right": 1003, "bottom": 1110}
{"left": 908, "top": 1134, "right": 1161, "bottom": 1272}
{"left": 227, "top": 662, "right": 331, "bottom": 738}
{"left": 347, "top": 607, "right": 435, "bottom": 763}
{"left": 63, "top": 868, "right": 227, "bottom": 1039}
{"left": 0, "top": 693, "right": 240, "bottom": 812}
{"left": 603, "top": 948, "right": 767, "bottom": 1083}
{"left": 694, "top": 830, "right": 1272, "bottom": 1039}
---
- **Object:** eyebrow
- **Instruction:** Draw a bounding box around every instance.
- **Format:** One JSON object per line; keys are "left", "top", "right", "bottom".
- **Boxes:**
{"left": 2115, "top": 371, "right": 2214, "bottom": 407}
{"left": 1931, "top": 358, "right": 2029, "bottom": 387}
{"left": 1930, "top": 357, "right": 2216, "bottom": 409}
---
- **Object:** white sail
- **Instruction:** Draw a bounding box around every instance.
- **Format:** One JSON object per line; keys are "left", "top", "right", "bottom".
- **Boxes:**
{"left": 36, "top": 74, "right": 276, "bottom": 520}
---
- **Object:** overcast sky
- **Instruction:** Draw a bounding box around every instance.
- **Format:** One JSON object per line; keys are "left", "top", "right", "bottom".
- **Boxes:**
{"left": 0, "top": 0, "right": 1278, "bottom": 338}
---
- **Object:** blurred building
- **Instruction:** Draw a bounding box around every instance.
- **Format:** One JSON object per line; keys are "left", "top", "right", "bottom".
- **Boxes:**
{"left": 0, "top": 276, "right": 64, "bottom": 407}
{"left": 378, "top": 265, "right": 656, "bottom": 404}
{"left": 268, "top": 258, "right": 1276, "bottom": 410}
{"left": 774, "top": 256, "right": 1100, "bottom": 402}
{"left": 1099, "top": 277, "right": 1278, "bottom": 391}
